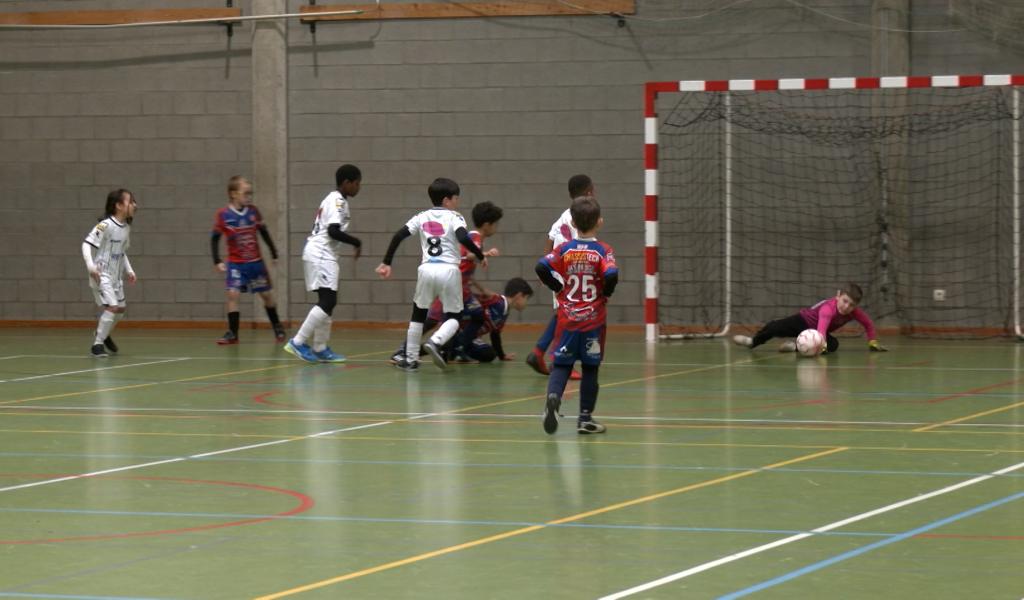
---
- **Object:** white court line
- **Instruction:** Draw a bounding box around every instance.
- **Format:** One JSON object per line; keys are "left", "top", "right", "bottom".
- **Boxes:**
{"left": 0, "top": 420, "right": 393, "bottom": 494}
{"left": 3, "top": 406, "right": 1023, "bottom": 430}
{"left": 0, "top": 355, "right": 24, "bottom": 361}
{"left": 0, "top": 358, "right": 189, "bottom": 384}
{"left": 599, "top": 459, "right": 1024, "bottom": 599}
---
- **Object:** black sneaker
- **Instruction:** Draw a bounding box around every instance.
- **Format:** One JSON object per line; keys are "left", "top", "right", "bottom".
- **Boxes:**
{"left": 577, "top": 419, "right": 607, "bottom": 435}
{"left": 394, "top": 357, "right": 419, "bottom": 373}
{"left": 216, "top": 331, "right": 239, "bottom": 345}
{"left": 543, "top": 393, "right": 561, "bottom": 435}
{"left": 423, "top": 340, "right": 447, "bottom": 371}
{"left": 103, "top": 336, "right": 118, "bottom": 354}
{"left": 91, "top": 343, "right": 109, "bottom": 358}
{"left": 273, "top": 326, "right": 286, "bottom": 342}
{"left": 389, "top": 347, "right": 405, "bottom": 365}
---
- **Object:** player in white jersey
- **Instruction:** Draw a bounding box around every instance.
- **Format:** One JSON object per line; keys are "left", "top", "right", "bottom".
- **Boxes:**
{"left": 284, "top": 164, "right": 363, "bottom": 364}
{"left": 526, "top": 174, "right": 595, "bottom": 379}
{"left": 81, "top": 189, "right": 138, "bottom": 358}
{"left": 376, "top": 177, "right": 487, "bottom": 372}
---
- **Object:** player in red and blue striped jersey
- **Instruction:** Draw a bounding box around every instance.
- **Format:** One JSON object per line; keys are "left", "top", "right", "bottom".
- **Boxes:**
{"left": 211, "top": 176, "right": 285, "bottom": 345}
{"left": 535, "top": 197, "right": 618, "bottom": 435}
{"left": 450, "top": 278, "right": 533, "bottom": 363}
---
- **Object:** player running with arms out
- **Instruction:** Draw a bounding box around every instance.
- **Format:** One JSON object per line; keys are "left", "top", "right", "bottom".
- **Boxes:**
{"left": 732, "top": 283, "right": 889, "bottom": 354}
{"left": 82, "top": 189, "right": 138, "bottom": 358}
{"left": 211, "top": 175, "right": 285, "bottom": 345}
{"left": 536, "top": 196, "right": 618, "bottom": 435}
{"left": 284, "top": 164, "right": 363, "bottom": 363}
{"left": 376, "top": 177, "right": 487, "bottom": 372}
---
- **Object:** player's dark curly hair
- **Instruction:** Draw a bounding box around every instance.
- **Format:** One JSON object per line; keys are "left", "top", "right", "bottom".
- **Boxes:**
{"left": 567, "top": 174, "right": 593, "bottom": 198}
{"left": 471, "top": 201, "right": 503, "bottom": 227}
{"left": 428, "top": 178, "right": 460, "bottom": 206}
{"left": 504, "top": 277, "right": 533, "bottom": 298}
{"left": 335, "top": 164, "right": 362, "bottom": 187}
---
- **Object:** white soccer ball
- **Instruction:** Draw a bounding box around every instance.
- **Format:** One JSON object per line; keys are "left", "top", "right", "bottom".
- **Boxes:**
{"left": 796, "top": 329, "right": 824, "bottom": 357}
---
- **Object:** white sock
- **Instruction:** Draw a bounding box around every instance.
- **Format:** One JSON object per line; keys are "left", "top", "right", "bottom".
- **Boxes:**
{"left": 430, "top": 318, "right": 460, "bottom": 346}
{"left": 406, "top": 322, "right": 424, "bottom": 363}
{"left": 94, "top": 311, "right": 116, "bottom": 345}
{"left": 294, "top": 306, "right": 328, "bottom": 346}
{"left": 312, "top": 316, "right": 332, "bottom": 352}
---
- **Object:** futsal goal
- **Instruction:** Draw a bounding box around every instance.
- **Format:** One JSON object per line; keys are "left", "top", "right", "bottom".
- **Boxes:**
{"left": 643, "top": 74, "right": 1023, "bottom": 342}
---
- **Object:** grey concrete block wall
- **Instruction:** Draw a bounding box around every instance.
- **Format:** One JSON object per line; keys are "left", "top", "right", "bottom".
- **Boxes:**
{"left": 0, "top": 0, "right": 1021, "bottom": 329}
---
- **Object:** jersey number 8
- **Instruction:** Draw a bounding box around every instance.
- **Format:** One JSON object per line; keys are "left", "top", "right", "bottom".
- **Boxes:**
{"left": 427, "top": 236, "right": 442, "bottom": 257}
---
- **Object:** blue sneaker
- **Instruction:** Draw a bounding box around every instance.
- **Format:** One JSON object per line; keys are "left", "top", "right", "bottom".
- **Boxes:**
{"left": 314, "top": 347, "right": 346, "bottom": 363}
{"left": 284, "top": 339, "right": 318, "bottom": 363}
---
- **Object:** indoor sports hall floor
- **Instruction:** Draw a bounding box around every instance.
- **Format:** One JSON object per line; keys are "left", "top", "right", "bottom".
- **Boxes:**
{"left": 0, "top": 327, "right": 1021, "bottom": 599}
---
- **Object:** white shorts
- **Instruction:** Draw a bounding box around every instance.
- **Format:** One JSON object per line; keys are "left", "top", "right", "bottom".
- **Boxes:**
{"left": 414, "top": 263, "right": 462, "bottom": 313}
{"left": 90, "top": 274, "right": 125, "bottom": 307}
{"left": 303, "top": 256, "right": 339, "bottom": 292}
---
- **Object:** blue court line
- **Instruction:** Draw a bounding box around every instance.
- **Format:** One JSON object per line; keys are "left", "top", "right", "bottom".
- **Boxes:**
{"left": 1, "top": 451, "right": 1023, "bottom": 479}
{"left": 718, "top": 490, "right": 1024, "bottom": 599}
{"left": 0, "top": 507, "right": 890, "bottom": 538}
{"left": 2, "top": 589, "right": 174, "bottom": 599}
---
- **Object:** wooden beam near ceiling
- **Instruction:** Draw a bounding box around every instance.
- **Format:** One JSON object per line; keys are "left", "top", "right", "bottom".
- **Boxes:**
{"left": 0, "top": 8, "right": 242, "bottom": 26}
{"left": 300, "top": 1, "right": 635, "bottom": 22}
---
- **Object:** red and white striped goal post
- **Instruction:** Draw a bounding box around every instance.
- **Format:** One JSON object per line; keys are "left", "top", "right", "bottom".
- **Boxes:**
{"left": 643, "top": 74, "right": 1024, "bottom": 342}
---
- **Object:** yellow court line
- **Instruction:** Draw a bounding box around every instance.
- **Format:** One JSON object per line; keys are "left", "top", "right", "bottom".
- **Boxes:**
{"left": 914, "top": 399, "right": 1024, "bottom": 432}
{"left": 452, "top": 354, "right": 783, "bottom": 414}
{"left": 253, "top": 446, "right": 847, "bottom": 599}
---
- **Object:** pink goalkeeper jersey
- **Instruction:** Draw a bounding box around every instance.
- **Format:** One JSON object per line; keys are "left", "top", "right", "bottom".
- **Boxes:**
{"left": 800, "top": 297, "right": 877, "bottom": 340}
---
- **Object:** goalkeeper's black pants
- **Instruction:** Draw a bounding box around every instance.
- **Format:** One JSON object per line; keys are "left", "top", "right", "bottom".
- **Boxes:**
{"left": 751, "top": 313, "right": 839, "bottom": 352}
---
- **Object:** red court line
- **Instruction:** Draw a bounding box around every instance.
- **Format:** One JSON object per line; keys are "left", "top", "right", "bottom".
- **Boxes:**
{"left": 924, "top": 378, "right": 1024, "bottom": 404}
{"left": 0, "top": 474, "right": 314, "bottom": 545}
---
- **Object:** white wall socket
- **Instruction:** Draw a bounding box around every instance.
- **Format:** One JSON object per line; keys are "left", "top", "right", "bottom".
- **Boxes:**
{"left": 933, "top": 289, "right": 946, "bottom": 302}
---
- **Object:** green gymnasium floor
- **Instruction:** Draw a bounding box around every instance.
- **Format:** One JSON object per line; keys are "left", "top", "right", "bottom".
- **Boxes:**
{"left": 0, "top": 328, "right": 1021, "bottom": 599}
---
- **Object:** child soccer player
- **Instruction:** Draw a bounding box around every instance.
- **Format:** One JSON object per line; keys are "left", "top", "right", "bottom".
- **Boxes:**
{"left": 81, "top": 189, "right": 138, "bottom": 358}
{"left": 211, "top": 175, "right": 285, "bottom": 345}
{"left": 536, "top": 196, "right": 618, "bottom": 434}
{"left": 284, "top": 164, "right": 363, "bottom": 363}
{"left": 526, "top": 174, "right": 595, "bottom": 380}
{"left": 388, "top": 200, "right": 503, "bottom": 365}
{"left": 732, "top": 283, "right": 889, "bottom": 354}
{"left": 376, "top": 177, "right": 487, "bottom": 372}
{"left": 450, "top": 277, "right": 533, "bottom": 363}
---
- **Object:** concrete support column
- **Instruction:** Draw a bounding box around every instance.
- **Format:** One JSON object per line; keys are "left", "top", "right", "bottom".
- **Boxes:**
{"left": 251, "top": 0, "right": 290, "bottom": 325}
{"left": 872, "top": 0, "right": 910, "bottom": 76}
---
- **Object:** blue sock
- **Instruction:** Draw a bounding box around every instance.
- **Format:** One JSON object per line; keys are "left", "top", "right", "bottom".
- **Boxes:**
{"left": 547, "top": 364, "right": 572, "bottom": 400}
{"left": 578, "top": 364, "right": 599, "bottom": 420}
{"left": 535, "top": 314, "right": 558, "bottom": 353}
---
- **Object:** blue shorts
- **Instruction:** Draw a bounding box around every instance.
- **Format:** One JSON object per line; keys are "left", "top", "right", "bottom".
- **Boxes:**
{"left": 226, "top": 261, "right": 271, "bottom": 293}
{"left": 551, "top": 325, "right": 605, "bottom": 367}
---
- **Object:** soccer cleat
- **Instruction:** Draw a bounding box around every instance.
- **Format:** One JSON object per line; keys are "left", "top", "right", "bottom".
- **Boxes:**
{"left": 569, "top": 369, "right": 582, "bottom": 381}
{"left": 389, "top": 347, "right": 405, "bottom": 365}
{"left": 732, "top": 335, "right": 753, "bottom": 348}
{"left": 103, "top": 336, "right": 118, "bottom": 354}
{"left": 216, "top": 331, "right": 239, "bottom": 345}
{"left": 778, "top": 341, "right": 797, "bottom": 352}
{"left": 283, "top": 339, "right": 318, "bottom": 363}
{"left": 273, "top": 326, "right": 287, "bottom": 342}
{"left": 314, "top": 347, "right": 347, "bottom": 363}
{"left": 577, "top": 419, "right": 607, "bottom": 435}
{"left": 526, "top": 348, "right": 550, "bottom": 375}
{"left": 90, "top": 343, "right": 109, "bottom": 358}
{"left": 394, "top": 357, "right": 419, "bottom": 373}
{"left": 423, "top": 340, "right": 447, "bottom": 371}
{"left": 543, "top": 393, "right": 561, "bottom": 435}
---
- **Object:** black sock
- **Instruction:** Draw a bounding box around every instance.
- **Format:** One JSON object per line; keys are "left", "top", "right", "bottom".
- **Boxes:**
{"left": 265, "top": 306, "right": 280, "bottom": 327}
{"left": 547, "top": 364, "right": 572, "bottom": 400}
{"left": 579, "top": 364, "right": 599, "bottom": 419}
{"left": 228, "top": 311, "right": 240, "bottom": 336}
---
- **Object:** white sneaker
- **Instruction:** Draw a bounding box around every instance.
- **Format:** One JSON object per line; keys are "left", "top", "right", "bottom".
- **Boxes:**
{"left": 778, "top": 341, "right": 797, "bottom": 352}
{"left": 732, "top": 335, "right": 753, "bottom": 348}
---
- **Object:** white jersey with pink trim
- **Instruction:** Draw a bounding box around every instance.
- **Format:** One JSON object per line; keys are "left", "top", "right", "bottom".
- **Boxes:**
{"left": 405, "top": 208, "right": 467, "bottom": 266}
{"left": 547, "top": 208, "right": 577, "bottom": 248}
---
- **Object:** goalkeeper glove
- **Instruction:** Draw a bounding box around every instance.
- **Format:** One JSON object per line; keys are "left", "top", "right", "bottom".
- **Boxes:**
{"left": 868, "top": 339, "right": 888, "bottom": 352}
